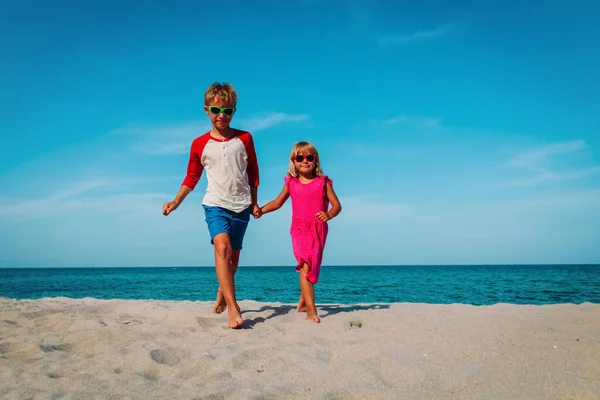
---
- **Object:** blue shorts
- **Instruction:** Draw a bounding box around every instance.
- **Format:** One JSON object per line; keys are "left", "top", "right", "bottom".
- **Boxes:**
{"left": 203, "top": 205, "right": 251, "bottom": 251}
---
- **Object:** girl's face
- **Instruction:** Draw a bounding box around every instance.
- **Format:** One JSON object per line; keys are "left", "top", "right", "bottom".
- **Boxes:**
{"left": 293, "top": 153, "right": 316, "bottom": 175}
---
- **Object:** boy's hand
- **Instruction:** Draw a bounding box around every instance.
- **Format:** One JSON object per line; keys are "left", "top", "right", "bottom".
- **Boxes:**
{"left": 162, "top": 201, "right": 179, "bottom": 216}
{"left": 316, "top": 211, "right": 331, "bottom": 222}
{"left": 252, "top": 204, "right": 262, "bottom": 219}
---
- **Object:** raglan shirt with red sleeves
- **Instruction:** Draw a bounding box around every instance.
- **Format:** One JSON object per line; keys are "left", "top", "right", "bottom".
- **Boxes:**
{"left": 182, "top": 130, "right": 259, "bottom": 213}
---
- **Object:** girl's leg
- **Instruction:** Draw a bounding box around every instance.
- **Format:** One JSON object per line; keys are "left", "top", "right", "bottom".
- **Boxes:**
{"left": 299, "top": 263, "right": 320, "bottom": 323}
{"left": 297, "top": 292, "right": 307, "bottom": 312}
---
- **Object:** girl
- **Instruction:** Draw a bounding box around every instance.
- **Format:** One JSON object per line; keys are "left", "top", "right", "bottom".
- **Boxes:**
{"left": 257, "top": 142, "right": 342, "bottom": 323}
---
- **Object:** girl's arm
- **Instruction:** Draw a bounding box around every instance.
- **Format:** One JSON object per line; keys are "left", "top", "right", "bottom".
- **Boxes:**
{"left": 324, "top": 181, "right": 342, "bottom": 220}
{"left": 260, "top": 185, "right": 290, "bottom": 215}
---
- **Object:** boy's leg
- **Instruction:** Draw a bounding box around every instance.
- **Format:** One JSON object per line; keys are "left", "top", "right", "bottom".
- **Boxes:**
{"left": 203, "top": 206, "right": 244, "bottom": 328}
{"left": 299, "top": 263, "right": 320, "bottom": 323}
{"left": 213, "top": 288, "right": 226, "bottom": 314}
{"left": 213, "top": 232, "right": 244, "bottom": 329}
{"left": 213, "top": 249, "right": 241, "bottom": 314}
{"left": 212, "top": 206, "right": 250, "bottom": 326}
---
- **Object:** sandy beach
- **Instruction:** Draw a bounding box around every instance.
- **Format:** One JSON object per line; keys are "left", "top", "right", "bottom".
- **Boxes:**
{"left": 1, "top": 297, "right": 599, "bottom": 399}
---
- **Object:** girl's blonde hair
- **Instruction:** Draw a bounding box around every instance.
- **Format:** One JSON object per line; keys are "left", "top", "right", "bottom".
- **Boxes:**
{"left": 287, "top": 141, "right": 324, "bottom": 178}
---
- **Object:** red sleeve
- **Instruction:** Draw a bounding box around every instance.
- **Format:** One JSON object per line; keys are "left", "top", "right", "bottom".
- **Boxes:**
{"left": 182, "top": 134, "right": 209, "bottom": 190}
{"left": 239, "top": 131, "right": 260, "bottom": 187}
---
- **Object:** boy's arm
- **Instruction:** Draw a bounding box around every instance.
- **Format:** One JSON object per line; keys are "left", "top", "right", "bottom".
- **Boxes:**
{"left": 163, "top": 140, "right": 204, "bottom": 216}
{"left": 181, "top": 141, "right": 204, "bottom": 193}
{"left": 250, "top": 185, "right": 260, "bottom": 217}
{"left": 173, "top": 185, "right": 193, "bottom": 207}
{"left": 245, "top": 134, "right": 260, "bottom": 188}
{"left": 250, "top": 185, "right": 258, "bottom": 207}
{"left": 163, "top": 185, "right": 193, "bottom": 216}
{"left": 243, "top": 133, "right": 261, "bottom": 217}
{"left": 260, "top": 185, "right": 289, "bottom": 214}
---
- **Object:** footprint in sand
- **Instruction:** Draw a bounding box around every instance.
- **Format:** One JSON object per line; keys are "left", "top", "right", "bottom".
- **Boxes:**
{"left": 150, "top": 349, "right": 181, "bottom": 366}
{"left": 0, "top": 343, "right": 45, "bottom": 361}
{"left": 116, "top": 315, "right": 143, "bottom": 326}
{"left": 21, "top": 309, "right": 57, "bottom": 319}
{"left": 139, "top": 369, "right": 160, "bottom": 381}
{"left": 232, "top": 348, "right": 277, "bottom": 370}
{"left": 316, "top": 351, "right": 332, "bottom": 363}
{"left": 349, "top": 320, "right": 363, "bottom": 329}
{"left": 196, "top": 316, "right": 222, "bottom": 329}
{"left": 314, "top": 337, "right": 332, "bottom": 346}
{"left": 39, "top": 343, "right": 73, "bottom": 353}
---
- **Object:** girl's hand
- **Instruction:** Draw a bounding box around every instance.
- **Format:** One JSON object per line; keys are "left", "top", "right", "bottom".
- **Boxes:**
{"left": 252, "top": 204, "right": 263, "bottom": 219}
{"left": 315, "top": 211, "right": 331, "bottom": 222}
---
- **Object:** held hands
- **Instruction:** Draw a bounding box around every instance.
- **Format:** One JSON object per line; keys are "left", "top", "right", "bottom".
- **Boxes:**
{"left": 252, "top": 204, "right": 262, "bottom": 219}
{"left": 162, "top": 201, "right": 179, "bottom": 216}
{"left": 315, "top": 211, "right": 331, "bottom": 222}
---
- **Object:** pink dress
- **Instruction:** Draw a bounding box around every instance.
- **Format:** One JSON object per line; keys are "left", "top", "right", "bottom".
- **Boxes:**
{"left": 284, "top": 175, "right": 332, "bottom": 284}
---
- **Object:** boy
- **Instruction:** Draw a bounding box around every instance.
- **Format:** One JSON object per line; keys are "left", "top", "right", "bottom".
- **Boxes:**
{"left": 162, "top": 82, "right": 259, "bottom": 329}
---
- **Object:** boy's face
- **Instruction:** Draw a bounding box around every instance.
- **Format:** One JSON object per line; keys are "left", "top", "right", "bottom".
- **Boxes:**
{"left": 204, "top": 97, "right": 236, "bottom": 130}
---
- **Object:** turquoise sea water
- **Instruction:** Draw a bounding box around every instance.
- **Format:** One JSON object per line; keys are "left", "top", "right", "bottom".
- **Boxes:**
{"left": 1, "top": 265, "right": 599, "bottom": 305}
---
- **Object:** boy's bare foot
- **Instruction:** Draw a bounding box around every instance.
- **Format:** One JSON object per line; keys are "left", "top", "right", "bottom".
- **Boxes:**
{"left": 228, "top": 307, "right": 244, "bottom": 329}
{"left": 305, "top": 306, "right": 320, "bottom": 323}
{"left": 212, "top": 289, "right": 227, "bottom": 314}
{"left": 297, "top": 294, "right": 307, "bottom": 312}
{"left": 213, "top": 289, "right": 241, "bottom": 314}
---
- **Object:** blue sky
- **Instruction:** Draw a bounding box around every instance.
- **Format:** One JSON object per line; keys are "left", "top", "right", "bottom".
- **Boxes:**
{"left": 1, "top": 0, "right": 599, "bottom": 267}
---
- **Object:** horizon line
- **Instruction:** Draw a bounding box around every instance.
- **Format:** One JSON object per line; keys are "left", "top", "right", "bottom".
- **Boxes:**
{"left": 1, "top": 263, "right": 598, "bottom": 269}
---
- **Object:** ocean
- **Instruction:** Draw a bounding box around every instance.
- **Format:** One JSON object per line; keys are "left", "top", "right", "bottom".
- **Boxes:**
{"left": 1, "top": 265, "right": 599, "bottom": 305}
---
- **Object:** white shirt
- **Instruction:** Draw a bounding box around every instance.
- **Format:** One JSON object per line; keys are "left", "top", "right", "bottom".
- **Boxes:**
{"left": 182, "top": 130, "right": 259, "bottom": 213}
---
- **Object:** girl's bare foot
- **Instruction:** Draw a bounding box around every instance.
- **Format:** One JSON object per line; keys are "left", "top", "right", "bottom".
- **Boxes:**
{"left": 297, "top": 294, "right": 307, "bottom": 312}
{"left": 212, "top": 288, "right": 227, "bottom": 314}
{"left": 305, "top": 306, "right": 320, "bottom": 323}
{"left": 228, "top": 306, "right": 244, "bottom": 329}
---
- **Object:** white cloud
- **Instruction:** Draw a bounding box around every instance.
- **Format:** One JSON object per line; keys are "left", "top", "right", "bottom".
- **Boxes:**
{"left": 112, "top": 112, "right": 309, "bottom": 155}
{"left": 384, "top": 115, "right": 440, "bottom": 127}
{"left": 109, "top": 121, "right": 206, "bottom": 138}
{"left": 0, "top": 179, "right": 172, "bottom": 221}
{"left": 133, "top": 141, "right": 192, "bottom": 156}
{"left": 238, "top": 112, "right": 309, "bottom": 133}
{"left": 0, "top": 179, "right": 117, "bottom": 216}
{"left": 378, "top": 25, "right": 451, "bottom": 46}
{"left": 338, "top": 194, "right": 437, "bottom": 222}
{"left": 507, "top": 140, "right": 586, "bottom": 170}
{"left": 110, "top": 121, "right": 209, "bottom": 155}
{"left": 500, "top": 140, "right": 600, "bottom": 188}
{"left": 342, "top": 195, "right": 412, "bottom": 218}
{"left": 499, "top": 167, "right": 600, "bottom": 188}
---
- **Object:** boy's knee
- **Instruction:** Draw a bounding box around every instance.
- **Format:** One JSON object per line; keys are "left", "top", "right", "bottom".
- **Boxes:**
{"left": 214, "top": 240, "right": 232, "bottom": 259}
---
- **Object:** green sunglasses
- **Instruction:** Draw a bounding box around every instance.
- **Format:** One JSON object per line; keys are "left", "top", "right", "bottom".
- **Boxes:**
{"left": 207, "top": 106, "right": 236, "bottom": 116}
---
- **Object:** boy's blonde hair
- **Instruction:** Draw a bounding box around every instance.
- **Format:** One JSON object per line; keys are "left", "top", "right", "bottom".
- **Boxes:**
{"left": 204, "top": 82, "right": 238, "bottom": 106}
{"left": 288, "top": 141, "right": 324, "bottom": 178}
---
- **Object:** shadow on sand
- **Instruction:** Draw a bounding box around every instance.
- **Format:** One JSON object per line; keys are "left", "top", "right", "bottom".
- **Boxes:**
{"left": 241, "top": 303, "right": 390, "bottom": 329}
